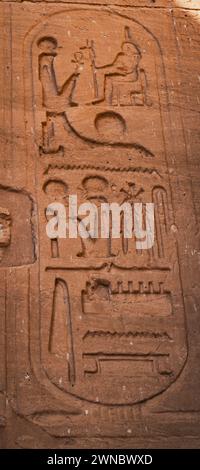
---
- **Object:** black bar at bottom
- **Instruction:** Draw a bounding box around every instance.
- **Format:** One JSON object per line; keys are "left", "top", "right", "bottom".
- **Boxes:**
{"left": 0, "top": 449, "right": 199, "bottom": 466}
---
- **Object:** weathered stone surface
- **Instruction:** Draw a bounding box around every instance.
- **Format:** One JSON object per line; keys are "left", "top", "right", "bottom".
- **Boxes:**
{"left": 0, "top": 0, "right": 200, "bottom": 448}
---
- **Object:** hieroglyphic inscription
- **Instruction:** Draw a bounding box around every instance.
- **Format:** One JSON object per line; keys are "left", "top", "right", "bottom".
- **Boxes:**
{"left": 23, "top": 7, "right": 188, "bottom": 422}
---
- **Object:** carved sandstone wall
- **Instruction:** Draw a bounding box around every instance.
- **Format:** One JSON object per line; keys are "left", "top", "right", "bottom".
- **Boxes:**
{"left": 0, "top": 0, "right": 200, "bottom": 448}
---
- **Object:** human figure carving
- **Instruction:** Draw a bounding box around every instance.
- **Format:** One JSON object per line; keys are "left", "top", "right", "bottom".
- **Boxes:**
{"left": 37, "top": 29, "right": 151, "bottom": 152}
{"left": 93, "top": 27, "right": 151, "bottom": 106}
{"left": 38, "top": 36, "right": 77, "bottom": 152}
